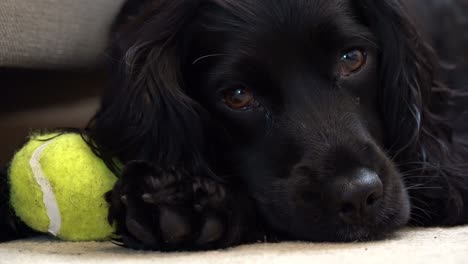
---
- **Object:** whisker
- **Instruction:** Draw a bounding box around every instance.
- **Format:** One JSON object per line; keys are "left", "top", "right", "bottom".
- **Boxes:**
{"left": 192, "top": 54, "right": 226, "bottom": 65}
{"left": 402, "top": 175, "right": 437, "bottom": 179}
{"left": 406, "top": 186, "right": 443, "bottom": 190}
{"left": 410, "top": 205, "right": 432, "bottom": 219}
{"left": 409, "top": 215, "right": 425, "bottom": 226}
{"left": 409, "top": 196, "right": 430, "bottom": 208}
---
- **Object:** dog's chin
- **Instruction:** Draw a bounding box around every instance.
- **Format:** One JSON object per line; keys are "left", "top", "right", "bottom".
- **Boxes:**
{"left": 263, "top": 185, "right": 411, "bottom": 243}
{"left": 332, "top": 211, "right": 411, "bottom": 242}
{"left": 282, "top": 208, "right": 410, "bottom": 242}
{"left": 322, "top": 201, "right": 411, "bottom": 242}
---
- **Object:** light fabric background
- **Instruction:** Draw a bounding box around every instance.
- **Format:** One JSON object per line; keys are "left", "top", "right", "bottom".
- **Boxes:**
{"left": 0, "top": 0, "right": 125, "bottom": 68}
{"left": 1, "top": 227, "right": 468, "bottom": 264}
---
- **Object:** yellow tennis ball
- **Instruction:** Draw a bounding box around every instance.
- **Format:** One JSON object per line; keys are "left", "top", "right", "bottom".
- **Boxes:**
{"left": 8, "top": 132, "right": 117, "bottom": 241}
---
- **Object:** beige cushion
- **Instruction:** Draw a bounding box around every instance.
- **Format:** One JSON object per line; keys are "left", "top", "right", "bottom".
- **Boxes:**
{"left": 0, "top": 0, "right": 125, "bottom": 69}
{"left": 1, "top": 227, "right": 468, "bottom": 263}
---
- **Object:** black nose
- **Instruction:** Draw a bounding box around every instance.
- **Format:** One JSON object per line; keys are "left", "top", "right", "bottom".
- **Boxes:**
{"left": 333, "top": 168, "right": 383, "bottom": 225}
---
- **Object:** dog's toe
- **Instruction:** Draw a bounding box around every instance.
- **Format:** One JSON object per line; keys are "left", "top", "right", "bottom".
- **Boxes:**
{"left": 107, "top": 161, "right": 231, "bottom": 251}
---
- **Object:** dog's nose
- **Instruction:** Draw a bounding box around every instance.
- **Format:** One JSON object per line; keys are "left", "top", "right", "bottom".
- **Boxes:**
{"left": 334, "top": 168, "right": 383, "bottom": 224}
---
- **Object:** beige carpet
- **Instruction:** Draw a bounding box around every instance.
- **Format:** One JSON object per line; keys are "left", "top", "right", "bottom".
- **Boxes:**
{"left": 1, "top": 226, "right": 468, "bottom": 264}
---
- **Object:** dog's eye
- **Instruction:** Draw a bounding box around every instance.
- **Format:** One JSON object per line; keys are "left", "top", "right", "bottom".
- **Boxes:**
{"left": 339, "top": 49, "right": 367, "bottom": 76}
{"left": 223, "top": 87, "right": 257, "bottom": 110}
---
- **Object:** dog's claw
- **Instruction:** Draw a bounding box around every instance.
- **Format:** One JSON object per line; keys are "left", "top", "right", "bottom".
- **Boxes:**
{"left": 142, "top": 193, "right": 155, "bottom": 204}
{"left": 121, "top": 195, "right": 128, "bottom": 206}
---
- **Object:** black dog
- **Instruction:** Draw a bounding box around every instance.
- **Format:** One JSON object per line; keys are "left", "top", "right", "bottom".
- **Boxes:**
{"left": 2, "top": 0, "right": 468, "bottom": 251}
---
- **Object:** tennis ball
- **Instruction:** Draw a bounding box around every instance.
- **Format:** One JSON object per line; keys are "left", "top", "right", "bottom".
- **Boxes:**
{"left": 8, "top": 133, "right": 117, "bottom": 241}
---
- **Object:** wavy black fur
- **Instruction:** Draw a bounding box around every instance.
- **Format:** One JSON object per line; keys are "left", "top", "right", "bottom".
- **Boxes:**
{"left": 83, "top": 0, "right": 468, "bottom": 250}
{"left": 2, "top": 0, "right": 467, "bottom": 250}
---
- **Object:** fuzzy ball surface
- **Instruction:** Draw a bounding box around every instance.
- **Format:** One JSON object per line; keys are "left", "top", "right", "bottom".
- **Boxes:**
{"left": 8, "top": 133, "right": 117, "bottom": 241}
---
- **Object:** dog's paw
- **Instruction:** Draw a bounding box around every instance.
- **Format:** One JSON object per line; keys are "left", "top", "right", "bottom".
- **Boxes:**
{"left": 106, "top": 161, "right": 233, "bottom": 251}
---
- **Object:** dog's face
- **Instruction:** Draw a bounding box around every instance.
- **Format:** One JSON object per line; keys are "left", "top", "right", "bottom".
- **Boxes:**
{"left": 98, "top": 0, "right": 448, "bottom": 244}
{"left": 183, "top": 0, "right": 410, "bottom": 241}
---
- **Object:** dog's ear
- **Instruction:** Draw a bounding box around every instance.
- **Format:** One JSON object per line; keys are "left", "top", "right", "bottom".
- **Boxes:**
{"left": 355, "top": 0, "right": 468, "bottom": 225}
{"left": 87, "top": 0, "right": 208, "bottom": 173}
{"left": 354, "top": 0, "right": 442, "bottom": 157}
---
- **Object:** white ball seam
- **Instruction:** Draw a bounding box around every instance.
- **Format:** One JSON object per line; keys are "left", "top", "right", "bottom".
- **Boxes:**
{"left": 29, "top": 138, "right": 62, "bottom": 237}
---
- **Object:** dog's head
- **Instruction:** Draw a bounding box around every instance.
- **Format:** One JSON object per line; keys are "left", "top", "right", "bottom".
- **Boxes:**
{"left": 90, "top": 0, "right": 452, "bottom": 241}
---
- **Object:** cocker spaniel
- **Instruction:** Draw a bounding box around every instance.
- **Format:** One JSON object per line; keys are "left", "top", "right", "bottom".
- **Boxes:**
{"left": 2, "top": 0, "right": 468, "bottom": 251}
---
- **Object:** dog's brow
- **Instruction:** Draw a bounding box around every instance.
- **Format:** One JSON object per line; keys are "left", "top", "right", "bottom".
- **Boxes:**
{"left": 192, "top": 54, "right": 226, "bottom": 65}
